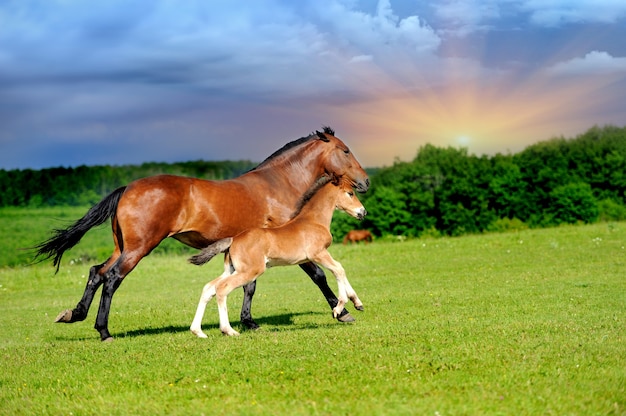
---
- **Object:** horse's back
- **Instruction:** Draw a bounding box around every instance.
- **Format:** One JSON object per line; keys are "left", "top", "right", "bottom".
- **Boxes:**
{"left": 115, "top": 174, "right": 267, "bottom": 249}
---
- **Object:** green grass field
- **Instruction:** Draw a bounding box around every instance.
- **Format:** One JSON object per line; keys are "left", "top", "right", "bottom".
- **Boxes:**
{"left": 0, "top": 207, "right": 624, "bottom": 415}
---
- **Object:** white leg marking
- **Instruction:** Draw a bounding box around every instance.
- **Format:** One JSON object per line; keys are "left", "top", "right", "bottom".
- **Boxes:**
{"left": 313, "top": 251, "right": 360, "bottom": 317}
{"left": 216, "top": 291, "right": 239, "bottom": 336}
{"left": 190, "top": 281, "right": 217, "bottom": 338}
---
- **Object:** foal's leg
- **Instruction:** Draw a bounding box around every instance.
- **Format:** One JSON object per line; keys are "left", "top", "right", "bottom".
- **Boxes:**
{"left": 239, "top": 262, "right": 355, "bottom": 328}
{"left": 216, "top": 272, "right": 257, "bottom": 336}
{"left": 299, "top": 262, "right": 356, "bottom": 322}
{"left": 190, "top": 265, "right": 231, "bottom": 338}
{"left": 311, "top": 252, "right": 363, "bottom": 318}
{"left": 190, "top": 280, "right": 218, "bottom": 338}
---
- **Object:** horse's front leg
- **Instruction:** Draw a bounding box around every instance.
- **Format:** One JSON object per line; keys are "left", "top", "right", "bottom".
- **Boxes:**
{"left": 299, "top": 261, "right": 358, "bottom": 322}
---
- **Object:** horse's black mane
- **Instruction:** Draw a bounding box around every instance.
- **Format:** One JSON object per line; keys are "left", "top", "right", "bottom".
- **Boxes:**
{"left": 289, "top": 174, "right": 335, "bottom": 220}
{"left": 321, "top": 126, "right": 335, "bottom": 135}
{"left": 252, "top": 126, "right": 335, "bottom": 171}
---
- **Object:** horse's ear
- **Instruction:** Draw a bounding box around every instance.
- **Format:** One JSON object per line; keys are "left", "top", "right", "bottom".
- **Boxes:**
{"left": 315, "top": 130, "right": 330, "bottom": 142}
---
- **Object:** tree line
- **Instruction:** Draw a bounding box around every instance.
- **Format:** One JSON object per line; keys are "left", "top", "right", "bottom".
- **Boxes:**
{"left": 2, "top": 125, "right": 625, "bottom": 239}
{"left": 331, "top": 125, "right": 626, "bottom": 239}
{"left": 0, "top": 160, "right": 256, "bottom": 207}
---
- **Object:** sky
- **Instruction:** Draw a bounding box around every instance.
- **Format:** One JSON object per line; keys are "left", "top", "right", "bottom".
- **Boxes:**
{"left": 1, "top": 0, "right": 626, "bottom": 170}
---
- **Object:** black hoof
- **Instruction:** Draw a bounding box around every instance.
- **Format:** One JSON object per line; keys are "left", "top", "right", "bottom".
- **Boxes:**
{"left": 101, "top": 337, "right": 114, "bottom": 343}
{"left": 54, "top": 309, "right": 73, "bottom": 323}
{"left": 336, "top": 312, "right": 356, "bottom": 323}
{"left": 241, "top": 318, "right": 260, "bottom": 330}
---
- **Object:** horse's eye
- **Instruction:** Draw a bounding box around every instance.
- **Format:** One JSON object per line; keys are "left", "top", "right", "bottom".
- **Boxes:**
{"left": 347, "top": 191, "right": 354, "bottom": 197}
{"left": 343, "top": 149, "right": 350, "bottom": 155}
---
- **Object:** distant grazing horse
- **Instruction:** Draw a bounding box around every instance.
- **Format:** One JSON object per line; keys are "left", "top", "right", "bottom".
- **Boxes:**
{"left": 343, "top": 229, "right": 373, "bottom": 245}
{"left": 188, "top": 176, "right": 366, "bottom": 337}
{"left": 34, "top": 127, "right": 369, "bottom": 341}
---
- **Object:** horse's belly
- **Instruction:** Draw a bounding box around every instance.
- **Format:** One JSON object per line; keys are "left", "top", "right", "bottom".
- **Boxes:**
{"left": 172, "top": 232, "right": 213, "bottom": 249}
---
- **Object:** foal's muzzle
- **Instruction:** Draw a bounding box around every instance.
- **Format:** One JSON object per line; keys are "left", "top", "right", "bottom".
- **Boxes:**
{"left": 356, "top": 208, "right": 367, "bottom": 221}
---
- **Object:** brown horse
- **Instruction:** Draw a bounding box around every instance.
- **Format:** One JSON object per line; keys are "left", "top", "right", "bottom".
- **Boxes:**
{"left": 34, "top": 127, "right": 369, "bottom": 341}
{"left": 343, "top": 230, "right": 373, "bottom": 244}
{"left": 188, "top": 176, "right": 366, "bottom": 337}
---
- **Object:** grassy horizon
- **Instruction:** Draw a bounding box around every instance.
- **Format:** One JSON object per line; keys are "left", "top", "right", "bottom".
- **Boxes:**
{"left": 0, "top": 208, "right": 624, "bottom": 415}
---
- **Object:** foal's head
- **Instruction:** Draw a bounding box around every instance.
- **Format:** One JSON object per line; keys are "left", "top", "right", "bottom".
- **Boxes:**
{"left": 334, "top": 179, "right": 367, "bottom": 221}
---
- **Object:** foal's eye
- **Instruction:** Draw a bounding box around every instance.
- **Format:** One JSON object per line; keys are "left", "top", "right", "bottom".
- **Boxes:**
{"left": 347, "top": 191, "right": 354, "bottom": 197}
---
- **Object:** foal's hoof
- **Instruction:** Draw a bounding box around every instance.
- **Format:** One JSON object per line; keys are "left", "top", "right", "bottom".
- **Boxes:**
{"left": 54, "top": 309, "right": 73, "bottom": 323}
{"left": 336, "top": 312, "right": 356, "bottom": 323}
{"left": 190, "top": 327, "right": 209, "bottom": 338}
{"left": 355, "top": 305, "right": 364, "bottom": 311}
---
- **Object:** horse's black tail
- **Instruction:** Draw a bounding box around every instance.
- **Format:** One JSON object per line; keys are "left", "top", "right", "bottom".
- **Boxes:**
{"left": 188, "top": 238, "right": 233, "bottom": 266}
{"left": 33, "top": 186, "right": 127, "bottom": 272}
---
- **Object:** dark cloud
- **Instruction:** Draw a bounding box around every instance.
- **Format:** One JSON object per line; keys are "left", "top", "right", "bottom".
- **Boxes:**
{"left": 1, "top": 0, "right": 625, "bottom": 169}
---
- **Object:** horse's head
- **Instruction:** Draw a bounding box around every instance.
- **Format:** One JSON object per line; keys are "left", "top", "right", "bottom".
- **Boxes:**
{"left": 335, "top": 179, "right": 367, "bottom": 221}
{"left": 315, "top": 127, "right": 370, "bottom": 193}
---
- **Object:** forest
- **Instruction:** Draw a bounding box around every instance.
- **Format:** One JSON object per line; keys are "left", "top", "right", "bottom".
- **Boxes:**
{"left": 0, "top": 160, "right": 256, "bottom": 207}
{"left": 2, "top": 125, "right": 626, "bottom": 239}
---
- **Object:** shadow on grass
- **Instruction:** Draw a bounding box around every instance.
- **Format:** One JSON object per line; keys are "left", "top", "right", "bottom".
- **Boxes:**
{"left": 113, "top": 310, "right": 337, "bottom": 339}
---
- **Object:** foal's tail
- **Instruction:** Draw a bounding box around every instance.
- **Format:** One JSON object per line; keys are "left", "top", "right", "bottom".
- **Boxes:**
{"left": 188, "top": 237, "right": 233, "bottom": 266}
{"left": 33, "top": 186, "right": 127, "bottom": 272}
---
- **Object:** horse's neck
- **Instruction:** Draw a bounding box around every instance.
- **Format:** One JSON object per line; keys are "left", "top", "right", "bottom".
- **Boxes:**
{"left": 294, "top": 186, "right": 337, "bottom": 229}
{"left": 252, "top": 143, "right": 325, "bottom": 200}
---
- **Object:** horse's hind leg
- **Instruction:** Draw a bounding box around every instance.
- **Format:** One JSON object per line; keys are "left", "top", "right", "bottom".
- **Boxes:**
{"left": 93, "top": 250, "right": 146, "bottom": 341}
{"left": 299, "top": 262, "right": 355, "bottom": 323}
{"left": 240, "top": 281, "right": 260, "bottom": 330}
{"left": 94, "top": 264, "right": 125, "bottom": 342}
{"left": 55, "top": 262, "right": 107, "bottom": 323}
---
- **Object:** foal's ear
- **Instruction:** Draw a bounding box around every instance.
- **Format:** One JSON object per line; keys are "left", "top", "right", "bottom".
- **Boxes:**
{"left": 315, "top": 130, "right": 330, "bottom": 142}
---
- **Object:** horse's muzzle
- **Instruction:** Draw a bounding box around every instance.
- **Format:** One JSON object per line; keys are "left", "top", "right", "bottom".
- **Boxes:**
{"left": 355, "top": 178, "right": 370, "bottom": 193}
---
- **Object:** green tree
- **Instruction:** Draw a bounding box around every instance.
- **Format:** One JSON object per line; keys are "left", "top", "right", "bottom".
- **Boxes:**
{"left": 361, "top": 185, "right": 413, "bottom": 236}
{"left": 546, "top": 182, "right": 598, "bottom": 225}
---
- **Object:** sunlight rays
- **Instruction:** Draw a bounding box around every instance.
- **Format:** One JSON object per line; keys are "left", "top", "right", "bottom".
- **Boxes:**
{"left": 325, "top": 38, "right": 625, "bottom": 165}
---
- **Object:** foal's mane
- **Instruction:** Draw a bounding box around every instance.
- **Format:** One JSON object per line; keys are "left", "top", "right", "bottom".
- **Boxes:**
{"left": 289, "top": 174, "right": 336, "bottom": 220}
{"left": 252, "top": 126, "right": 336, "bottom": 171}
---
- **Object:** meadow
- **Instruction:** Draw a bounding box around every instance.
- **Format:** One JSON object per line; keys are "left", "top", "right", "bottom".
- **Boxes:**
{"left": 0, "top": 207, "right": 624, "bottom": 415}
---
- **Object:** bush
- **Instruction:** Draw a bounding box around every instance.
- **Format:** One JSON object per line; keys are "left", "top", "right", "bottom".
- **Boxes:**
{"left": 597, "top": 198, "right": 626, "bottom": 222}
{"left": 487, "top": 217, "right": 528, "bottom": 233}
{"left": 546, "top": 182, "right": 598, "bottom": 225}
